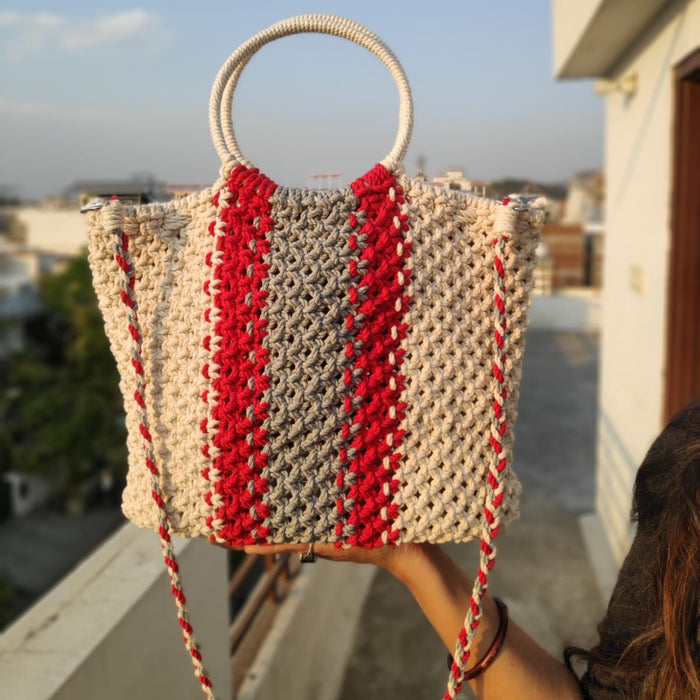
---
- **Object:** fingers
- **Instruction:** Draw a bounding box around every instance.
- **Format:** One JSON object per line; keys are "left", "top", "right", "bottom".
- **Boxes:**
{"left": 227, "top": 541, "right": 385, "bottom": 565}
{"left": 243, "top": 542, "right": 349, "bottom": 561}
{"left": 241, "top": 543, "right": 308, "bottom": 555}
{"left": 223, "top": 541, "right": 432, "bottom": 574}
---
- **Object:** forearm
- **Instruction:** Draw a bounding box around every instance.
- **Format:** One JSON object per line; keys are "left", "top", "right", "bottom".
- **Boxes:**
{"left": 388, "top": 544, "right": 584, "bottom": 700}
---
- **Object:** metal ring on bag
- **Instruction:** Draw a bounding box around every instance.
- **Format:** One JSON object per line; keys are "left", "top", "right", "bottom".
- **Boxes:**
{"left": 299, "top": 542, "right": 316, "bottom": 563}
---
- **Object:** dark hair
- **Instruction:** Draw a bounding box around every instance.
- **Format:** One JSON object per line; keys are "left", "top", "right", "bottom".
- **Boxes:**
{"left": 566, "top": 400, "right": 700, "bottom": 699}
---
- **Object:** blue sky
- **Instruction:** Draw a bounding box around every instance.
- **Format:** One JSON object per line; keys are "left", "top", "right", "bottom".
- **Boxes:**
{"left": 0, "top": 1, "right": 603, "bottom": 199}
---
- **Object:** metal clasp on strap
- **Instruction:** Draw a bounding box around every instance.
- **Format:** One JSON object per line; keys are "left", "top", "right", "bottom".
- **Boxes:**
{"left": 507, "top": 195, "right": 539, "bottom": 212}
{"left": 80, "top": 198, "right": 106, "bottom": 213}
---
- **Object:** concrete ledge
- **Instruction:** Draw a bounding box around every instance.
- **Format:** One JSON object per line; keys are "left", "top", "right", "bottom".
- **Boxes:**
{"left": 238, "top": 559, "right": 376, "bottom": 700}
{"left": 0, "top": 523, "right": 231, "bottom": 700}
{"left": 529, "top": 291, "right": 601, "bottom": 332}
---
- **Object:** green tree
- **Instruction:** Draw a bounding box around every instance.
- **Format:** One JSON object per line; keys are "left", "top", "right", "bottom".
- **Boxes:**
{"left": 0, "top": 255, "right": 127, "bottom": 493}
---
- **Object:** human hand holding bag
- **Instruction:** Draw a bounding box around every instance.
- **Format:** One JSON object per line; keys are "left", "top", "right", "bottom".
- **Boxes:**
{"left": 85, "top": 14, "right": 544, "bottom": 699}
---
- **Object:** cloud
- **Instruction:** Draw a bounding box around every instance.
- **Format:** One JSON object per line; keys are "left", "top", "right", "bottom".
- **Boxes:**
{"left": 28, "top": 12, "right": 65, "bottom": 29}
{"left": 1, "top": 9, "right": 162, "bottom": 56}
{"left": 0, "top": 11, "right": 22, "bottom": 27}
{"left": 60, "top": 9, "right": 158, "bottom": 51}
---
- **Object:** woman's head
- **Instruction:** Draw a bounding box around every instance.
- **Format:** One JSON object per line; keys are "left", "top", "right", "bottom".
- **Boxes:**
{"left": 632, "top": 399, "right": 700, "bottom": 534}
{"left": 567, "top": 400, "right": 700, "bottom": 699}
{"left": 629, "top": 399, "right": 700, "bottom": 698}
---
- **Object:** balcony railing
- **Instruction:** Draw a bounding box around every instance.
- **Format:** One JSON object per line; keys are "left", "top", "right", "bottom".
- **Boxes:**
{"left": 229, "top": 553, "right": 301, "bottom": 698}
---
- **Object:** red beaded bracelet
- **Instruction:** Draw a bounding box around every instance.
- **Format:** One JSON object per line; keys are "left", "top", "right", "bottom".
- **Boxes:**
{"left": 447, "top": 596, "right": 509, "bottom": 681}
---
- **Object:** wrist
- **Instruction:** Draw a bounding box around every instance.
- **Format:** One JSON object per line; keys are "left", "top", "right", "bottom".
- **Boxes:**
{"left": 387, "top": 543, "right": 467, "bottom": 592}
{"left": 386, "top": 543, "right": 501, "bottom": 657}
{"left": 383, "top": 542, "right": 438, "bottom": 585}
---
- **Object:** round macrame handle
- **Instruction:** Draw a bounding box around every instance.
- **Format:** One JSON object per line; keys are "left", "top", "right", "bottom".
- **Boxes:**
{"left": 208, "top": 14, "right": 414, "bottom": 172}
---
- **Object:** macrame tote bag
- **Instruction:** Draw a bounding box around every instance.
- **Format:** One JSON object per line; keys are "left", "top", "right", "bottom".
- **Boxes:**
{"left": 86, "top": 14, "right": 543, "bottom": 699}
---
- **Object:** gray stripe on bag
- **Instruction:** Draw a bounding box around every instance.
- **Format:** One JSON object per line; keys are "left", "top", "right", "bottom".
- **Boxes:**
{"left": 259, "top": 188, "right": 361, "bottom": 543}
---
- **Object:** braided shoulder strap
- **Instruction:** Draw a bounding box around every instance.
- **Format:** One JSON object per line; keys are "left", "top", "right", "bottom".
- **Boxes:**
{"left": 445, "top": 201, "right": 516, "bottom": 698}
{"left": 103, "top": 200, "right": 216, "bottom": 699}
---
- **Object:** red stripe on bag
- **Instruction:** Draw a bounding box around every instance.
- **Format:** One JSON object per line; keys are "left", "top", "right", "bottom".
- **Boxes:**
{"left": 207, "top": 165, "right": 276, "bottom": 544}
{"left": 344, "top": 163, "right": 411, "bottom": 548}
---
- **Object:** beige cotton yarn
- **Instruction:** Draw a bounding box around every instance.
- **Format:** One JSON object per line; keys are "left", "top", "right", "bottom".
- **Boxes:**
{"left": 87, "top": 172, "right": 542, "bottom": 546}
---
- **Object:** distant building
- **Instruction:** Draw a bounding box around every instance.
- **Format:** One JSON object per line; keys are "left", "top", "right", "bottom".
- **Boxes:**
{"left": 165, "top": 184, "right": 209, "bottom": 200}
{"left": 12, "top": 208, "right": 86, "bottom": 260}
{"left": 0, "top": 194, "right": 105, "bottom": 356}
{"left": 557, "top": 169, "right": 605, "bottom": 288}
{"left": 0, "top": 203, "right": 99, "bottom": 358}
{"left": 65, "top": 176, "right": 167, "bottom": 208}
{"left": 470, "top": 179, "right": 490, "bottom": 196}
{"left": 539, "top": 222, "right": 601, "bottom": 290}
{"left": 563, "top": 169, "right": 604, "bottom": 226}
{"left": 0, "top": 238, "right": 42, "bottom": 358}
{"left": 414, "top": 164, "right": 429, "bottom": 182}
{"left": 429, "top": 169, "right": 473, "bottom": 191}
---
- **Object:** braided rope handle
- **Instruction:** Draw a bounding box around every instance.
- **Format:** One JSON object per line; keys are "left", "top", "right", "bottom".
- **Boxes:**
{"left": 103, "top": 201, "right": 216, "bottom": 699}
{"left": 208, "top": 14, "right": 414, "bottom": 172}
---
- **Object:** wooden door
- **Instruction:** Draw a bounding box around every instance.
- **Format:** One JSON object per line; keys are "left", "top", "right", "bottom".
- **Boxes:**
{"left": 665, "top": 48, "right": 700, "bottom": 424}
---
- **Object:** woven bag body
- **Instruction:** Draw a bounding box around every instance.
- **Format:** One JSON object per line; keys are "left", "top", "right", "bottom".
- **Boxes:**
{"left": 87, "top": 168, "right": 540, "bottom": 547}
{"left": 85, "top": 15, "right": 543, "bottom": 699}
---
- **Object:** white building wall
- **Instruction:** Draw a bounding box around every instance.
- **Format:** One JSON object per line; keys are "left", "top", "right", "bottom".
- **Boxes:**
{"left": 16, "top": 207, "right": 86, "bottom": 256}
{"left": 596, "top": 0, "right": 700, "bottom": 563}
